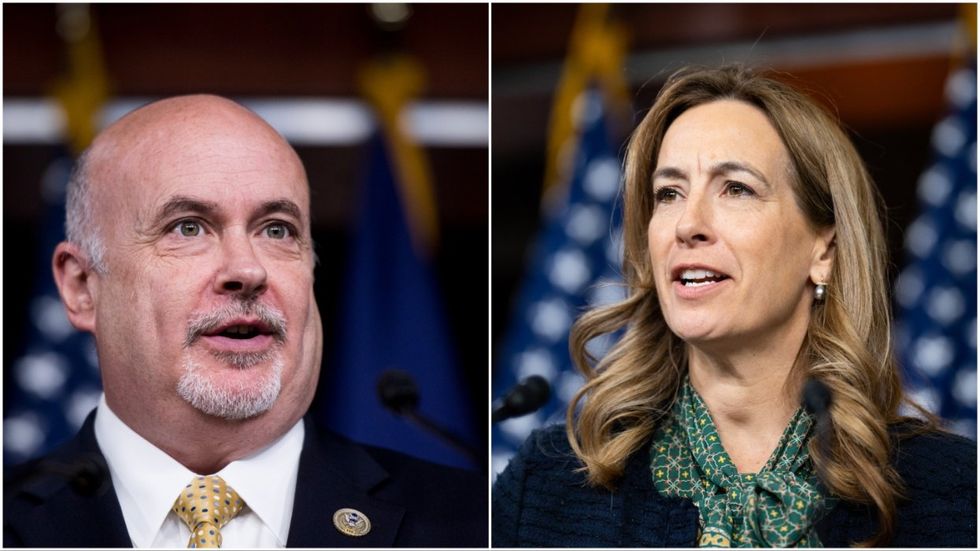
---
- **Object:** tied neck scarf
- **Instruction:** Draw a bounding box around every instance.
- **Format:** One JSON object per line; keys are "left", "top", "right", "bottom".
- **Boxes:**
{"left": 650, "top": 378, "right": 834, "bottom": 547}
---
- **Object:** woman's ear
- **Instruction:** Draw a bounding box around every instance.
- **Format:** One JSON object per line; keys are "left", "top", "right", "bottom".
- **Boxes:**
{"left": 810, "top": 227, "right": 835, "bottom": 284}
{"left": 52, "top": 241, "right": 98, "bottom": 333}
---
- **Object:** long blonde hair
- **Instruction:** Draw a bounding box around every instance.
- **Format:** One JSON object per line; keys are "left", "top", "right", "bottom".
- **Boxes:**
{"left": 567, "top": 65, "right": 914, "bottom": 546}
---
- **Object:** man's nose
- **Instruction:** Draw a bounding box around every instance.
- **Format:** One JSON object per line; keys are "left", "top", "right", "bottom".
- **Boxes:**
{"left": 214, "top": 231, "right": 268, "bottom": 297}
{"left": 674, "top": 190, "right": 714, "bottom": 247}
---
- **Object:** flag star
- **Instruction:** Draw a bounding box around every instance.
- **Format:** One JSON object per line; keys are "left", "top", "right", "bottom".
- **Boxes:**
{"left": 797, "top": 500, "right": 804, "bottom": 509}
{"left": 709, "top": 435, "right": 717, "bottom": 441}
{"left": 781, "top": 526, "right": 788, "bottom": 533}
{"left": 656, "top": 470, "right": 664, "bottom": 478}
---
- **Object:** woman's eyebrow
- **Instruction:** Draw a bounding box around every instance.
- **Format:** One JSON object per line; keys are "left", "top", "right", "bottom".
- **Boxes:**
{"left": 652, "top": 166, "right": 687, "bottom": 181}
{"left": 710, "top": 160, "right": 770, "bottom": 185}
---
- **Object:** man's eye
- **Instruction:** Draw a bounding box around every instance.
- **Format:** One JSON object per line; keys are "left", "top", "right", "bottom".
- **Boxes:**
{"left": 264, "top": 223, "right": 291, "bottom": 239}
{"left": 175, "top": 220, "right": 203, "bottom": 237}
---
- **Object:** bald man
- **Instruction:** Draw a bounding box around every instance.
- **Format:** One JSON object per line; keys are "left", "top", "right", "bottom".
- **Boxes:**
{"left": 4, "top": 96, "right": 487, "bottom": 548}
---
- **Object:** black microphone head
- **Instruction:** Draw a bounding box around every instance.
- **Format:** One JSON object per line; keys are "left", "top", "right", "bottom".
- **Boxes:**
{"left": 377, "top": 369, "right": 420, "bottom": 414}
{"left": 504, "top": 375, "right": 551, "bottom": 416}
{"left": 70, "top": 454, "right": 109, "bottom": 496}
{"left": 802, "top": 378, "right": 833, "bottom": 417}
{"left": 522, "top": 375, "right": 550, "bottom": 404}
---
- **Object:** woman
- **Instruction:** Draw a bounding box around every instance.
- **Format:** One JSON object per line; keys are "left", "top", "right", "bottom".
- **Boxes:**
{"left": 492, "top": 65, "right": 976, "bottom": 548}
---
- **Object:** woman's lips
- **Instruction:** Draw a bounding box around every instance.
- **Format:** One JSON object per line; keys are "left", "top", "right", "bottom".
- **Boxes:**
{"left": 672, "top": 277, "right": 731, "bottom": 300}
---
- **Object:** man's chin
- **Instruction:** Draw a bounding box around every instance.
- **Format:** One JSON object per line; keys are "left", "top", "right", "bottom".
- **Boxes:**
{"left": 196, "top": 346, "right": 277, "bottom": 369}
{"left": 177, "top": 354, "right": 283, "bottom": 420}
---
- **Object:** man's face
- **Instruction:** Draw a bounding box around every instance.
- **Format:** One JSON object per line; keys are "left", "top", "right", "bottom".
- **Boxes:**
{"left": 89, "top": 100, "right": 320, "bottom": 425}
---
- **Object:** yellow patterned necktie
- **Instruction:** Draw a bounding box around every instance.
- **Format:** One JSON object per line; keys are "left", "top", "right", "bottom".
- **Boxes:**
{"left": 172, "top": 475, "right": 245, "bottom": 548}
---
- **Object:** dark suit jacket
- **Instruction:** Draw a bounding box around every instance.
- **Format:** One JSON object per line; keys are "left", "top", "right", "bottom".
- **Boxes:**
{"left": 493, "top": 423, "right": 977, "bottom": 547}
{"left": 5, "top": 410, "right": 487, "bottom": 547}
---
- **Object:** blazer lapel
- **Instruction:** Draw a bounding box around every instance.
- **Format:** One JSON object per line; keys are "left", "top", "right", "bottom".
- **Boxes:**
{"left": 621, "top": 436, "right": 699, "bottom": 547}
{"left": 286, "top": 419, "right": 405, "bottom": 547}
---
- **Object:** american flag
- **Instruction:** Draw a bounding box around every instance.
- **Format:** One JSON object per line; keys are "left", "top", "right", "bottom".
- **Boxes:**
{"left": 894, "top": 64, "right": 977, "bottom": 439}
{"left": 4, "top": 151, "right": 103, "bottom": 465}
{"left": 492, "top": 88, "right": 626, "bottom": 477}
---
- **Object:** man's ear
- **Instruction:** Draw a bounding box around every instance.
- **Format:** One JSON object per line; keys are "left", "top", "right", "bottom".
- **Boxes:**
{"left": 52, "top": 241, "right": 98, "bottom": 333}
{"left": 810, "top": 226, "right": 836, "bottom": 284}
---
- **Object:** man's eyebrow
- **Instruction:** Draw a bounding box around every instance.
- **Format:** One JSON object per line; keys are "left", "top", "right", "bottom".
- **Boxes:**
{"left": 255, "top": 199, "right": 303, "bottom": 221}
{"left": 711, "top": 161, "right": 770, "bottom": 185}
{"left": 153, "top": 195, "right": 221, "bottom": 224}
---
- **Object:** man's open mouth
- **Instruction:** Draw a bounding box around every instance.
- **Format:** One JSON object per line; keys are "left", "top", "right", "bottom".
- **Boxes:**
{"left": 214, "top": 324, "right": 268, "bottom": 339}
{"left": 204, "top": 320, "right": 276, "bottom": 340}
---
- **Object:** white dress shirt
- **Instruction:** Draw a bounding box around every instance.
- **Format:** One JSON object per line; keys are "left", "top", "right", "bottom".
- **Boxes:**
{"left": 93, "top": 395, "right": 304, "bottom": 548}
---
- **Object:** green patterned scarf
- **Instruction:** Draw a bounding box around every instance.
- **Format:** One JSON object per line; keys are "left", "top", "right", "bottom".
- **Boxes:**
{"left": 650, "top": 378, "right": 834, "bottom": 547}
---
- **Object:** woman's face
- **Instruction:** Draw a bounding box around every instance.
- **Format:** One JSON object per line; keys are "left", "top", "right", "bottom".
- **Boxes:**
{"left": 647, "top": 99, "right": 833, "bottom": 351}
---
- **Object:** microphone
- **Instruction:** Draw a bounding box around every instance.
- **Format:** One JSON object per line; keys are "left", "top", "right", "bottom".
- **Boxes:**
{"left": 802, "top": 377, "right": 834, "bottom": 484}
{"left": 376, "top": 369, "right": 482, "bottom": 469}
{"left": 802, "top": 377, "right": 832, "bottom": 418}
{"left": 492, "top": 375, "right": 551, "bottom": 423}
{"left": 377, "top": 369, "right": 420, "bottom": 414}
{"left": 35, "top": 452, "right": 109, "bottom": 497}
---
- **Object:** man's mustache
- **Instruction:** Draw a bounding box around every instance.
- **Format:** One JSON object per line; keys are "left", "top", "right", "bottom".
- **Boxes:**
{"left": 183, "top": 300, "right": 288, "bottom": 348}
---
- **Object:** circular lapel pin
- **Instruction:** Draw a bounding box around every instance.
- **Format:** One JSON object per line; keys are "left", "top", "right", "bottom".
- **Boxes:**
{"left": 333, "top": 508, "right": 371, "bottom": 537}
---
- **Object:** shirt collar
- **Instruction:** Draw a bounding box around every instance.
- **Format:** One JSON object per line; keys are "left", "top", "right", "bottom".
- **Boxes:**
{"left": 216, "top": 417, "right": 304, "bottom": 545}
{"left": 94, "top": 395, "right": 305, "bottom": 547}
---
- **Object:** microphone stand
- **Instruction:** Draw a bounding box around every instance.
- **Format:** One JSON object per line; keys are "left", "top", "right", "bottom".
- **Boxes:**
{"left": 377, "top": 369, "right": 484, "bottom": 470}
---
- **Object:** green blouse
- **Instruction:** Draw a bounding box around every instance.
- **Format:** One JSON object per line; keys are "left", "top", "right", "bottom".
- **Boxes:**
{"left": 650, "top": 378, "right": 834, "bottom": 547}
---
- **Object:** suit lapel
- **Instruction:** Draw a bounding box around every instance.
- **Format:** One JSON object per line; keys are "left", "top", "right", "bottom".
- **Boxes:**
{"left": 7, "top": 411, "right": 133, "bottom": 547}
{"left": 286, "top": 419, "right": 405, "bottom": 547}
{"left": 18, "top": 473, "right": 132, "bottom": 547}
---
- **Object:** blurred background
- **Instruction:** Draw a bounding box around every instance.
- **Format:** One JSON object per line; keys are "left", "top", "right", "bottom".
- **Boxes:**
{"left": 492, "top": 3, "right": 976, "bottom": 476}
{"left": 4, "top": 3, "right": 487, "bottom": 470}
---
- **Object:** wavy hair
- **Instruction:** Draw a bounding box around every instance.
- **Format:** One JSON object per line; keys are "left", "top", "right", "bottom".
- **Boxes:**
{"left": 566, "top": 65, "right": 920, "bottom": 546}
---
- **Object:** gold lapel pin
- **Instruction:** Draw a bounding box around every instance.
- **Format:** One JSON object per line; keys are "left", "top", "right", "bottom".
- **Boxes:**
{"left": 333, "top": 508, "right": 372, "bottom": 537}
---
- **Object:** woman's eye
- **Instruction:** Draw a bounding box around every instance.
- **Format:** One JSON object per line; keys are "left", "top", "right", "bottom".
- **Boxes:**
{"left": 264, "top": 223, "right": 291, "bottom": 239}
{"left": 724, "top": 181, "right": 754, "bottom": 197}
{"left": 655, "top": 187, "right": 680, "bottom": 203}
{"left": 175, "top": 220, "right": 202, "bottom": 237}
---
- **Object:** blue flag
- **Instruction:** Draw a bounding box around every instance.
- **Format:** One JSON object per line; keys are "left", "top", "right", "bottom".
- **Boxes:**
{"left": 318, "top": 133, "right": 477, "bottom": 469}
{"left": 4, "top": 150, "right": 102, "bottom": 465}
{"left": 894, "top": 64, "right": 977, "bottom": 439}
{"left": 492, "top": 89, "right": 625, "bottom": 477}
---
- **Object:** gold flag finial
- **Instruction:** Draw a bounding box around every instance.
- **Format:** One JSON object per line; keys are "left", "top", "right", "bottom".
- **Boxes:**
{"left": 359, "top": 54, "right": 439, "bottom": 256}
{"left": 542, "top": 4, "right": 630, "bottom": 205}
{"left": 50, "top": 4, "right": 111, "bottom": 155}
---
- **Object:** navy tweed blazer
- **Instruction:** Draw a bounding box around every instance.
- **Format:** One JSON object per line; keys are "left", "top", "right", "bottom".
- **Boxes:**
{"left": 492, "top": 423, "right": 976, "bottom": 547}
